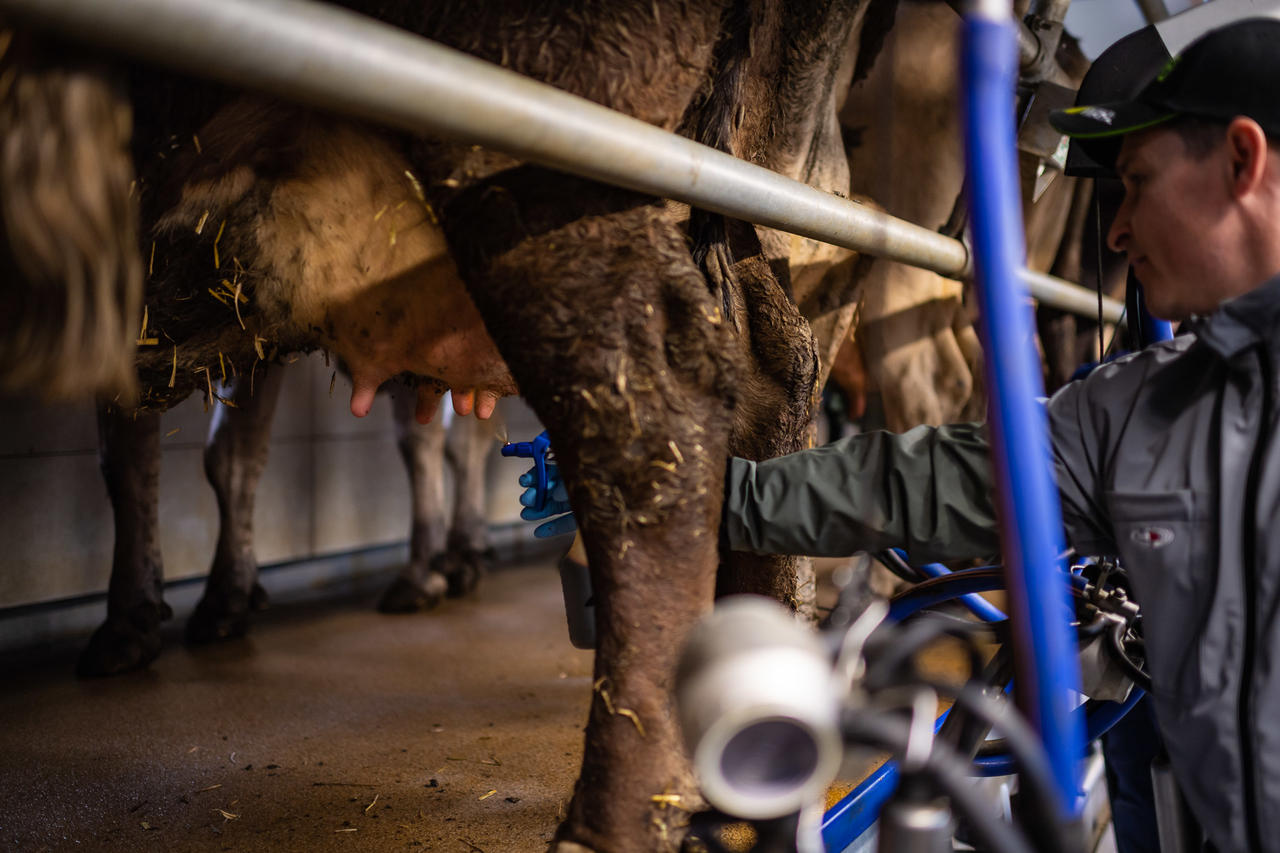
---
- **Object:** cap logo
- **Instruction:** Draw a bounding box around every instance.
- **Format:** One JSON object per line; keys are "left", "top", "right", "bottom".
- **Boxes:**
{"left": 1130, "top": 526, "right": 1174, "bottom": 549}
{"left": 1079, "top": 106, "right": 1115, "bottom": 126}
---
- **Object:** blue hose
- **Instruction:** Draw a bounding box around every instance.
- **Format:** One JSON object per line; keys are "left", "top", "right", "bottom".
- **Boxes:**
{"left": 960, "top": 7, "right": 1085, "bottom": 817}
{"left": 891, "top": 548, "right": 1009, "bottom": 623}
{"left": 886, "top": 566, "right": 1004, "bottom": 622}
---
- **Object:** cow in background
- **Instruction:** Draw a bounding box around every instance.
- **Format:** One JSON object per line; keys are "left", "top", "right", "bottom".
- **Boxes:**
{"left": 75, "top": 68, "right": 517, "bottom": 675}
{"left": 3, "top": 1, "right": 899, "bottom": 849}
{"left": 838, "top": 0, "right": 1105, "bottom": 431}
{"left": 86, "top": 370, "right": 500, "bottom": 676}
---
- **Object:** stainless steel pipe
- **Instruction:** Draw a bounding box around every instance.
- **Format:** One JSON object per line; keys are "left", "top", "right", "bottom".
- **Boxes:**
{"left": 3, "top": 0, "right": 1123, "bottom": 324}
{"left": 1135, "top": 0, "right": 1172, "bottom": 25}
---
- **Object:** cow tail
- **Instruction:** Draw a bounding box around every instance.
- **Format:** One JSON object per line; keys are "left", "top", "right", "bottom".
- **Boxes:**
{"left": 0, "top": 31, "right": 142, "bottom": 401}
{"left": 683, "top": 0, "right": 753, "bottom": 328}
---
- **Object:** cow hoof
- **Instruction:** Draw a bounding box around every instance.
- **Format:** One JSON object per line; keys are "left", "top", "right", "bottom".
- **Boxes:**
{"left": 185, "top": 591, "right": 254, "bottom": 645}
{"left": 250, "top": 581, "right": 270, "bottom": 612}
{"left": 435, "top": 547, "right": 492, "bottom": 598}
{"left": 76, "top": 601, "right": 173, "bottom": 677}
{"left": 377, "top": 573, "right": 448, "bottom": 613}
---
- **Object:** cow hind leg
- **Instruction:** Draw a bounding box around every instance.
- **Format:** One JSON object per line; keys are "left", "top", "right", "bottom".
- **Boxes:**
{"left": 438, "top": 410, "right": 500, "bottom": 598}
{"left": 186, "top": 365, "right": 284, "bottom": 643}
{"left": 444, "top": 179, "right": 737, "bottom": 853}
{"left": 79, "top": 404, "right": 172, "bottom": 676}
{"left": 378, "top": 387, "right": 449, "bottom": 613}
{"left": 713, "top": 234, "right": 824, "bottom": 617}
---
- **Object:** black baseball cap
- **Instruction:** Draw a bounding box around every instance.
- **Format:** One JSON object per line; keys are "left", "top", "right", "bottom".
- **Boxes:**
{"left": 1050, "top": 18, "right": 1280, "bottom": 169}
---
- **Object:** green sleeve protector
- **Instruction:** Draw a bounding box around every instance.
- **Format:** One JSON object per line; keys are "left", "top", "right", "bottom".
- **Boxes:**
{"left": 722, "top": 423, "right": 1002, "bottom": 563}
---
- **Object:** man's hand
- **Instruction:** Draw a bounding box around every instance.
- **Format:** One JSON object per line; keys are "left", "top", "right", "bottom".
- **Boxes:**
{"left": 519, "top": 463, "right": 576, "bottom": 538}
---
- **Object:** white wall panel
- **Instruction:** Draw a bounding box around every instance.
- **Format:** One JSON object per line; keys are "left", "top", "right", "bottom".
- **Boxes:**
{"left": 0, "top": 352, "right": 539, "bottom": 610}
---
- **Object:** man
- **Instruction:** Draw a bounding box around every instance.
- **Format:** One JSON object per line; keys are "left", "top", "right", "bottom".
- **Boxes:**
{"left": 725, "top": 18, "right": 1280, "bottom": 853}
{"left": 523, "top": 17, "right": 1280, "bottom": 852}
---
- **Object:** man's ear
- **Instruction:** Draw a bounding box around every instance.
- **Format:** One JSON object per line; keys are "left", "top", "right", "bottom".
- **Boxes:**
{"left": 1225, "top": 117, "right": 1269, "bottom": 199}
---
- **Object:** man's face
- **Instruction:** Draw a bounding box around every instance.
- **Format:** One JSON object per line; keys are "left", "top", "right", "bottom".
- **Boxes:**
{"left": 1107, "top": 126, "right": 1235, "bottom": 320}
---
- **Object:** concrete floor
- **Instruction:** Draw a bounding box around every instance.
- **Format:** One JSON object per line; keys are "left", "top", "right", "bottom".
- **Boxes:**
{"left": 0, "top": 558, "right": 593, "bottom": 853}
{"left": 0, "top": 554, "right": 1119, "bottom": 853}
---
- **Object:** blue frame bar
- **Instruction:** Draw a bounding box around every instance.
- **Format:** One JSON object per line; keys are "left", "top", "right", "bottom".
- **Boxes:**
{"left": 959, "top": 7, "right": 1086, "bottom": 816}
{"left": 820, "top": 761, "right": 897, "bottom": 850}
{"left": 821, "top": 711, "right": 953, "bottom": 850}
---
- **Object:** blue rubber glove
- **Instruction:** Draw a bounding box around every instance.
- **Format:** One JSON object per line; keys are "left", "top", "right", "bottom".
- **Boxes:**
{"left": 519, "top": 463, "right": 576, "bottom": 538}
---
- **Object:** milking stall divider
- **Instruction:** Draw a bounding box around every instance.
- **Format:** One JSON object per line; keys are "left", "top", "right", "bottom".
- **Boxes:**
{"left": 1, "top": 0, "right": 1168, "bottom": 849}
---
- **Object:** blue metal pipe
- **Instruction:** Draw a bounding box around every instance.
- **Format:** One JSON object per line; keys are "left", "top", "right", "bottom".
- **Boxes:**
{"left": 960, "top": 4, "right": 1086, "bottom": 816}
{"left": 821, "top": 710, "right": 953, "bottom": 850}
{"left": 820, "top": 759, "right": 898, "bottom": 850}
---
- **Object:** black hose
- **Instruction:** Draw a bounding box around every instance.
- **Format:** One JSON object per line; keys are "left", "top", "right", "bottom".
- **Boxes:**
{"left": 875, "top": 549, "right": 929, "bottom": 584}
{"left": 1075, "top": 612, "right": 1110, "bottom": 640}
{"left": 973, "top": 699, "right": 1106, "bottom": 759}
{"left": 901, "top": 607, "right": 1008, "bottom": 639}
{"left": 929, "top": 679, "right": 1071, "bottom": 853}
{"left": 858, "top": 612, "right": 1069, "bottom": 853}
{"left": 863, "top": 613, "right": 988, "bottom": 692}
{"left": 939, "top": 645, "right": 1015, "bottom": 761}
{"left": 1107, "top": 619, "right": 1153, "bottom": 692}
{"left": 840, "top": 710, "right": 1035, "bottom": 853}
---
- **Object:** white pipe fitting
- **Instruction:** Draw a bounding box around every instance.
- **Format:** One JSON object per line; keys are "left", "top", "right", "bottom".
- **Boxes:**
{"left": 676, "top": 596, "right": 844, "bottom": 820}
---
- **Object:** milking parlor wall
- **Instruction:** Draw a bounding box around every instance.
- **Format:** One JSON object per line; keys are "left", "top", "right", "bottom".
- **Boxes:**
{"left": 0, "top": 351, "right": 536, "bottom": 616}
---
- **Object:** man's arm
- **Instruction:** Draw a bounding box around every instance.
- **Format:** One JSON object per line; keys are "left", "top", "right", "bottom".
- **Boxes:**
{"left": 722, "top": 422, "right": 1001, "bottom": 563}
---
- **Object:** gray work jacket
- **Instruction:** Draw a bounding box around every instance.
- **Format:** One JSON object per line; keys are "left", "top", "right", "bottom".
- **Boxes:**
{"left": 724, "top": 272, "right": 1280, "bottom": 852}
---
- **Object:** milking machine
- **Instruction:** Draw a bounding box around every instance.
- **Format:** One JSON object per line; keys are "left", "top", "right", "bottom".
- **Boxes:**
{"left": 674, "top": 551, "right": 1150, "bottom": 853}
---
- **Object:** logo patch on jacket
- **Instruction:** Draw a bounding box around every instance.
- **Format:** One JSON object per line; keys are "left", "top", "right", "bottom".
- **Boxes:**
{"left": 1131, "top": 526, "right": 1174, "bottom": 549}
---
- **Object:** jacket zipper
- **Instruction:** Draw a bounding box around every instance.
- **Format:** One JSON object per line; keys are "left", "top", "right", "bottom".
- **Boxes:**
{"left": 1239, "top": 346, "right": 1271, "bottom": 853}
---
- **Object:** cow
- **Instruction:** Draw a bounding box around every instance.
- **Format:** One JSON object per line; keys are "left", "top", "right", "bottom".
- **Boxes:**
{"left": 839, "top": 0, "right": 1106, "bottom": 431}
{"left": 85, "top": 370, "right": 501, "bottom": 676}
{"left": 70, "top": 60, "right": 518, "bottom": 674}
{"left": 4, "top": 1, "right": 902, "bottom": 849}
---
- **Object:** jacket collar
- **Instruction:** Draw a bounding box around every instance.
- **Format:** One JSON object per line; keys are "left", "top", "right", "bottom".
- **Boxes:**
{"left": 1189, "top": 271, "right": 1280, "bottom": 361}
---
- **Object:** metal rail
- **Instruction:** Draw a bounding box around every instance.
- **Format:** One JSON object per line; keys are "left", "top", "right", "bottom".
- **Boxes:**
{"left": 3, "top": 0, "right": 1124, "bottom": 324}
{"left": 1136, "top": 0, "right": 1172, "bottom": 24}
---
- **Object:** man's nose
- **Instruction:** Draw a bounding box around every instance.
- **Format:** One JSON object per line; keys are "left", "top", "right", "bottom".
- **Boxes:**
{"left": 1107, "top": 208, "right": 1130, "bottom": 254}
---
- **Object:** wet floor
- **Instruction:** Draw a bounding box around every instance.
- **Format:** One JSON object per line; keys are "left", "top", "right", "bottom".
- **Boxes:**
{"left": 0, "top": 558, "right": 593, "bottom": 852}
{"left": 0, "top": 555, "right": 1116, "bottom": 853}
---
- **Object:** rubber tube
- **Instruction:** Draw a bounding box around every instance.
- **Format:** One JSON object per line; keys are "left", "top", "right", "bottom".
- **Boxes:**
{"left": 889, "top": 549, "right": 1009, "bottom": 623}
